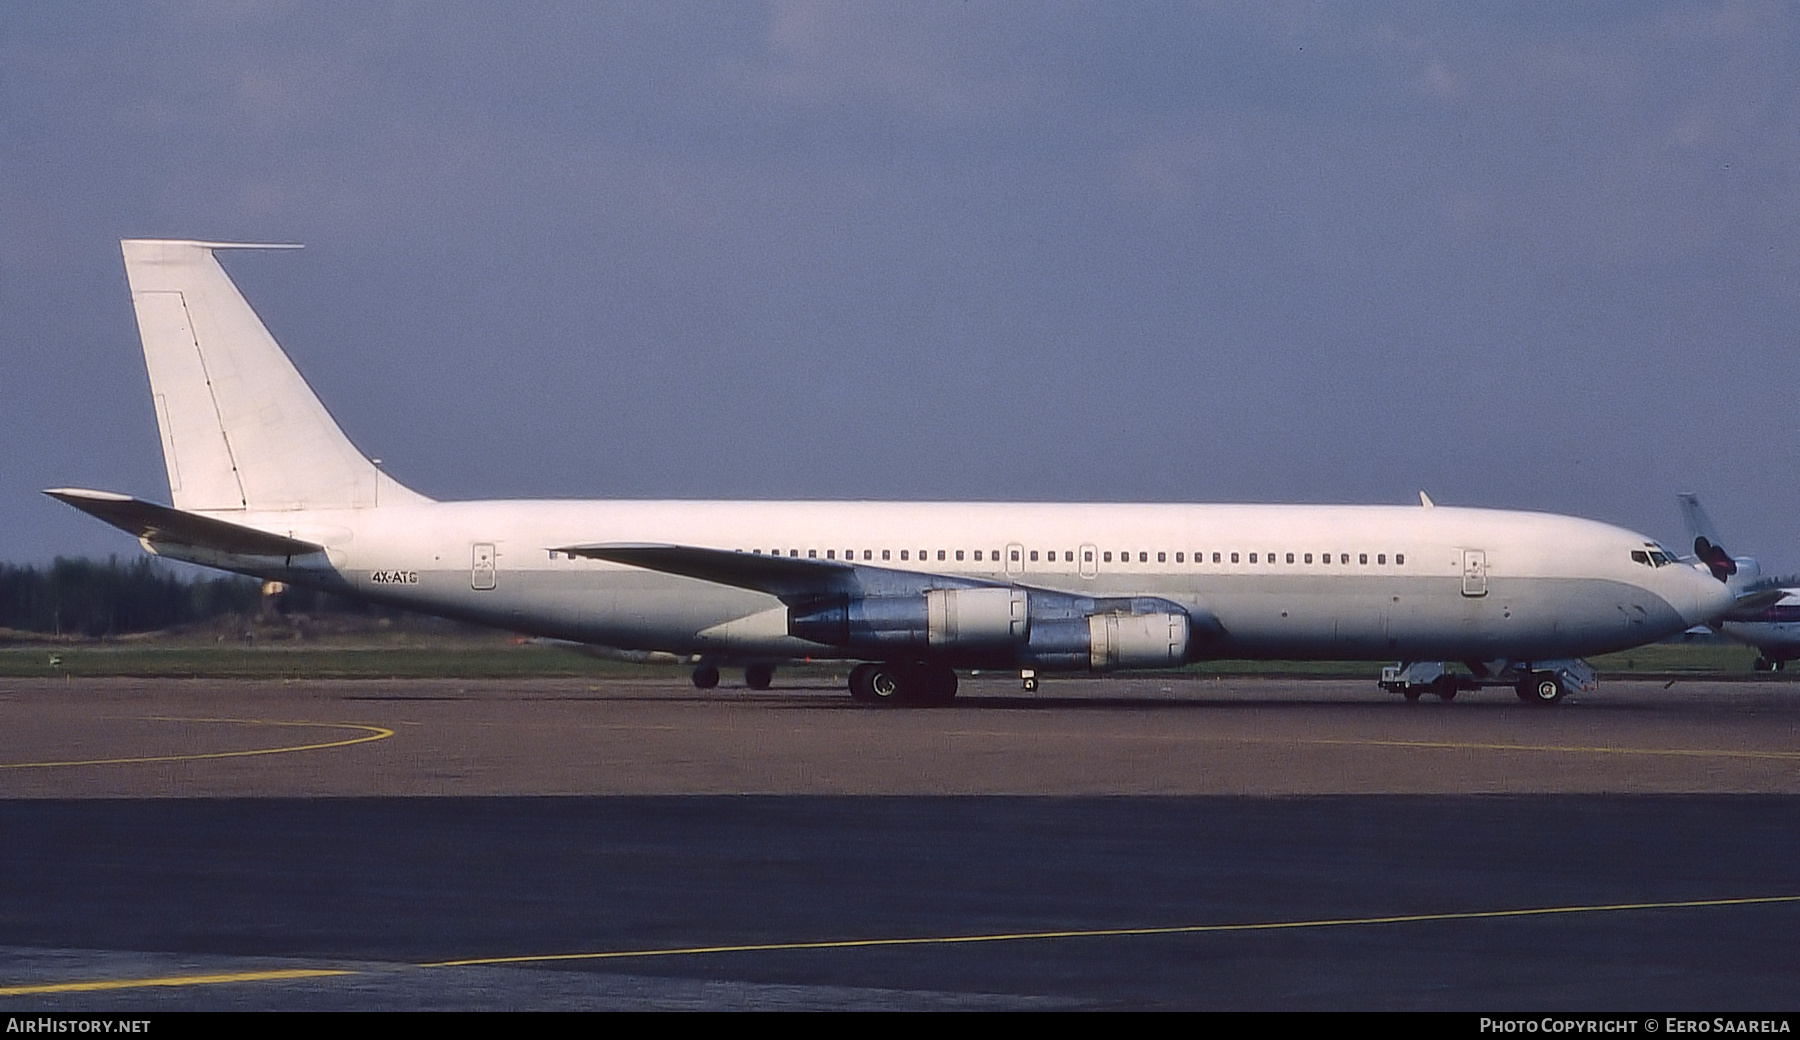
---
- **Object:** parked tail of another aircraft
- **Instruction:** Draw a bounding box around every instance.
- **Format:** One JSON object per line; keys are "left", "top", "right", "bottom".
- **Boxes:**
{"left": 1676, "top": 492, "right": 1798, "bottom": 671}
{"left": 1676, "top": 492, "right": 1759, "bottom": 591}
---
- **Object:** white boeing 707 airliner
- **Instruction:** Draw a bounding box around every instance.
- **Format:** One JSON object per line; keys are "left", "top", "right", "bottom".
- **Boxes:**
{"left": 48, "top": 240, "right": 1739, "bottom": 705}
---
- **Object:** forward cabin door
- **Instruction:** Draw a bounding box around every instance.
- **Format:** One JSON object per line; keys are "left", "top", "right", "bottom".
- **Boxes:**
{"left": 472, "top": 542, "right": 497, "bottom": 590}
{"left": 1461, "top": 549, "right": 1487, "bottom": 597}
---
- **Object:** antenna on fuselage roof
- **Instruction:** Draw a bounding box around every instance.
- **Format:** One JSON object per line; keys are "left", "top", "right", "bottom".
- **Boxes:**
{"left": 1419, "top": 491, "right": 1435, "bottom": 508}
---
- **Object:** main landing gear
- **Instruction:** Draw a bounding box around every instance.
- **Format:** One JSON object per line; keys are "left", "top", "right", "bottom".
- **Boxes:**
{"left": 847, "top": 661, "right": 959, "bottom": 707}
{"left": 691, "top": 662, "right": 777, "bottom": 689}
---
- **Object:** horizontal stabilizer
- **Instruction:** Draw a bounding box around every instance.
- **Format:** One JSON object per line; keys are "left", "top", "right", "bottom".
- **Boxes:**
{"left": 44, "top": 488, "right": 323, "bottom": 557}
{"left": 555, "top": 542, "right": 1001, "bottom": 603}
{"left": 1723, "top": 586, "right": 1791, "bottom": 622}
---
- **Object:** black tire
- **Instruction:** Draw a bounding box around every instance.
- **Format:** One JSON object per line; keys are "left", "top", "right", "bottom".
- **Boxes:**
{"left": 1754, "top": 657, "right": 1772, "bottom": 672}
{"left": 849, "top": 663, "right": 905, "bottom": 705}
{"left": 1519, "top": 672, "right": 1564, "bottom": 706}
{"left": 692, "top": 663, "right": 720, "bottom": 690}
{"left": 1403, "top": 688, "right": 1422, "bottom": 703}
{"left": 848, "top": 663, "right": 878, "bottom": 702}
{"left": 907, "top": 663, "right": 958, "bottom": 707}
{"left": 745, "top": 663, "right": 774, "bottom": 690}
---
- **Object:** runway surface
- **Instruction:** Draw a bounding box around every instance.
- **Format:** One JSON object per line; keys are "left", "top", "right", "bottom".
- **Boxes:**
{"left": 1, "top": 674, "right": 1796, "bottom": 1009}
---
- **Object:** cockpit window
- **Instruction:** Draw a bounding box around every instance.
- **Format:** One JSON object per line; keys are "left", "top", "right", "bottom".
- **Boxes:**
{"left": 1631, "top": 550, "right": 1650, "bottom": 565}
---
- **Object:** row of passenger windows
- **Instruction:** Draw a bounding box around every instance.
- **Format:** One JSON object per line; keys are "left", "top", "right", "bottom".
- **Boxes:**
{"left": 739, "top": 548, "right": 1405, "bottom": 566}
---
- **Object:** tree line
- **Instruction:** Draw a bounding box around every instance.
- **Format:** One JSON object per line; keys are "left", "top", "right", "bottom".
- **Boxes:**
{"left": 2, "top": 557, "right": 271, "bottom": 637}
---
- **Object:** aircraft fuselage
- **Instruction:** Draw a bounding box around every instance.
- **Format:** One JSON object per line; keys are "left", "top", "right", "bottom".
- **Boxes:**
{"left": 153, "top": 498, "right": 1727, "bottom": 666}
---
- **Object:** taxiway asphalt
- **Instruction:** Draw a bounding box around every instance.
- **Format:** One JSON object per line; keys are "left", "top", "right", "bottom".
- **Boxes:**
{"left": 1, "top": 675, "right": 1796, "bottom": 1009}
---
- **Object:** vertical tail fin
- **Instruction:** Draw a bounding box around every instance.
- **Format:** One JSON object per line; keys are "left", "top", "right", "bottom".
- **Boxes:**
{"left": 1676, "top": 492, "right": 1760, "bottom": 590}
{"left": 120, "top": 239, "right": 427, "bottom": 512}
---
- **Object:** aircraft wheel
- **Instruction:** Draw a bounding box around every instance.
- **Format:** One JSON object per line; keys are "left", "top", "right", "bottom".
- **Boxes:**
{"left": 745, "top": 663, "right": 774, "bottom": 689}
{"left": 692, "top": 663, "right": 720, "bottom": 690}
{"left": 849, "top": 663, "right": 905, "bottom": 705}
{"left": 1518, "top": 672, "right": 1564, "bottom": 706}
{"left": 848, "top": 663, "right": 877, "bottom": 702}
{"left": 906, "top": 663, "right": 958, "bottom": 707}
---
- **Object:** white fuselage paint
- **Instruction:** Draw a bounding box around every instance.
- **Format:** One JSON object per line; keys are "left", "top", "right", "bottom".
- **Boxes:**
{"left": 1720, "top": 591, "right": 1800, "bottom": 662}
{"left": 162, "top": 499, "right": 1733, "bottom": 667}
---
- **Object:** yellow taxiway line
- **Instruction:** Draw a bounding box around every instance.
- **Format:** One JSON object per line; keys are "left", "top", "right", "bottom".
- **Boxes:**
{"left": 0, "top": 717, "right": 394, "bottom": 769}
{"left": 0, "top": 968, "right": 355, "bottom": 996}
{"left": 420, "top": 893, "right": 1800, "bottom": 967}
{"left": 6, "top": 893, "right": 1795, "bottom": 995}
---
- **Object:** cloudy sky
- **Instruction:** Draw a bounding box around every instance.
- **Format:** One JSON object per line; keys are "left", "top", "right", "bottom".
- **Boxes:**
{"left": 4, "top": 2, "right": 1797, "bottom": 572}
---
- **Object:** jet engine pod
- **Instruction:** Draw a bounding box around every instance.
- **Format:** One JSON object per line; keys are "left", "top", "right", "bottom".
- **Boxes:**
{"left": 926, "top": 588, "right": 1028, "bottom": 647}
{"left": 790, "top": 588, "right": 1032, "bottom": 651}
{"left": 1088, "top": 611, "right": 1190, "bottom": 670}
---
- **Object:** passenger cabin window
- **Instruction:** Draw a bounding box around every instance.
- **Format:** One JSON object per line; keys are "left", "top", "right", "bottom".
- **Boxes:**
{"left": 1286, "top": 553, "right": 1295, "bottom": 564}
{"left": 882, "top": 550, "right": 891, "bottom": 560}
{"left": 1378, "top": 554, "right": 1386, "bottom": 565}
{"left": 1175, "top": 552, "right": 1183, "bottom": 563}
{"left": 1304, "top": 553, "right": 1312, "bottom": 563}
{"left": 900, "top": 550, "right": 909, "bottom": 561}
{"left": 1396, "top": 554, "right": 1404, "bottom": 565}
{"left": 1231, "top": 552, "right": 1239, "bottom": 563}
{"left": 1359, "top": 553, "right": 1368, "bottom": 564}
{"left": 1103, "top": 552, "right": 1112, "bottom": 562}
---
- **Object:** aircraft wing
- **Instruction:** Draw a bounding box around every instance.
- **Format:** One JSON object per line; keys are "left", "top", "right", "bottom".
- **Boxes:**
{"left": 554, "top": 542, "right": 1008, "bottom": 605}
{"left": 44, "top": 488, "right": 324, "bottom": 557}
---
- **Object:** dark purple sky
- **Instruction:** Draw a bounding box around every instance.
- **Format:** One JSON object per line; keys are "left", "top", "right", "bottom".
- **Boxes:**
{"left": 5, "top": 3, "right": 1797, "bottom": 572}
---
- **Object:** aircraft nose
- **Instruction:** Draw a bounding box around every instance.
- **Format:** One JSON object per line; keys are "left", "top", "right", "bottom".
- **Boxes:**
{"left": 1682, "top": 564, "right": 1736, "bottom": 627}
